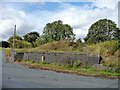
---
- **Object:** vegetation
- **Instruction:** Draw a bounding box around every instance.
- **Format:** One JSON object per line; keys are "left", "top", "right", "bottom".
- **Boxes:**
{"left": 34, "top": 20, "right": 75, "bottom": 47}
{"left": 4, "top": 19, "right": 120, "bottom": 48}
{"left": 34, "top": 35, "right": 48, "bottom": 46}
{"left": 0, "top": 48, "right": 11, "bottom": 56}
{"left": 76, "top": 38, "right": 82, "bottom": 43}
{"left": 15, "top": 60, "right": 120, "bottom": 78}
{"left": 14, "top": 40, "right": 119, "bottom": 68}
{"left": 84, "top": 19, "right": 120, "bottom": 43}
{"left": 8, "top": 35, "right": 32, "bottom": 48}
{"left": 0, "top": 41, "right": 10, "bottom": 48}
{"left": 23, "top": 32, "right": 40, "bottom": 47}
{"left": 43, "top": 20, "right": 75, "bottom": 41}
{"left": 1, "top": 19, "right": 120, "bottom": 77}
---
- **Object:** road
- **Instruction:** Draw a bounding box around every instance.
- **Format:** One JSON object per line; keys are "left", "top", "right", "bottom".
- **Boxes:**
{"left": 1, "top": 50, "right": 119, "bottom": 88}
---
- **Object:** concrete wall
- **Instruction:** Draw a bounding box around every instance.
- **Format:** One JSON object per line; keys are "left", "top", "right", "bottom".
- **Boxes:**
{"left": 13, "top": 52, "right": 100, "bottom": 66}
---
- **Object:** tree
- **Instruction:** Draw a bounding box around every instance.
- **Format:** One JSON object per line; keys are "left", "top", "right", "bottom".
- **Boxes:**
{"left": 8, "top": 35, "right": 23, "bottom": 47}
{"left": 43, "top": 20, "right": 75, "bottom": 42}
{"left": 84, "top": 19, "right": 120, "bottom": 43}
{"left": 8, "top": 35, "right": 23, "bottom": 43}
{"left": 8, "top": 35, "right": 32, "bottom": 48}
{"left": 0, "top": 41, "right": 10, "bottom": 48}
{"left": 113, "top": 27, "right": 120, "bottom": 40}
{"left": 34, "top": 35, "right": 49, "bottom": 46}
{"left": 76, "top": 38, "right": 82, "bottom": 43}
{"left": 23, "top": 32, "right": 40, "bottom": 47}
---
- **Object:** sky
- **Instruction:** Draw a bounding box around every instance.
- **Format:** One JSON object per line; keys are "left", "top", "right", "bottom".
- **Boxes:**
{"left": 0, "top": 0, "right": 119, "bottom": 41}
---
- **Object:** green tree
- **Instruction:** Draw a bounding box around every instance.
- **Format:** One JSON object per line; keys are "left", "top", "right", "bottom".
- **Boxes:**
{"left": 34, "top": 35, "right": 49, "bottom": 46}
{"left": 0, "top": 41, "right": 10, "bottom": 48}
{"left": 43, "top": 20, "right": 75, "bottom": 42}
{"left": 8, "top": 35, "right": 23, "bottom": 47}
{"left": 84, "top": 19, "right": 120, "bottom": 43}
{"left": 8, "top": 35, "right": 31, "bottom": 48}
{"left": 23, "top": 32, "right": 40, "bottom": 47}
{"left": 113, "top": 27, "right": 120, "bottom": 40}
{"left": 76, "top": 38, "right": 82, "bottom": 43}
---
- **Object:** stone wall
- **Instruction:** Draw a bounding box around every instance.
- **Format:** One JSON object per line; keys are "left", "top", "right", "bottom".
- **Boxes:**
{"left": 13, "top": 52, "right": 100, "bottom": 66}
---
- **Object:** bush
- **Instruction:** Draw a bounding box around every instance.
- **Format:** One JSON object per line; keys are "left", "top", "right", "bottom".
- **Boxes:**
{"left": 73, "top": 60, "right": 81, "bottom": 68}
{"left": 115, "top": 68, "right": 120, "bottom": 73}
{"left": 102, "top": 56, "right": 118, "bottom": 68}
{"left": 0, "top": 41, "right": 10, "bottom": 48}
{"left": 9, "top": 40, "right": 32, "bottom": 48}
{"left": 34, "top": 35, "right": 49, "bottom": 47}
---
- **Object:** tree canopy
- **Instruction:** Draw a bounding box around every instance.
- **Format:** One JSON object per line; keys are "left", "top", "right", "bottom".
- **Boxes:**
{"left": 84, "top": 19, "right": 120, "bottom": 43}
{"left": 43, "top": 20, "right": 75, "bottom": 42}
{"left": 3, "top": 19, "right": 120, "bottom": 48}
{"left": 8, "top": 35, "right": 32, "bottom": 48}
{"left": 23, "top": 32, "right": 40, "bottom": 47}
{"left": 8, "top": 35, "right": 23, "bottom": 43}
{"left": 0, "top": 41, "right": 10, "bottom": 48}
{"left": 76, "top": 38, "right": 82, "bottom": 43}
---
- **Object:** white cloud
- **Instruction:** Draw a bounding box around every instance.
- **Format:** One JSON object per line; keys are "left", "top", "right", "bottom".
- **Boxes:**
{"left": 0, "top": 1, "right": 118, "bottom": 41}
{"left": 0, "top": 7, "right": 37, "bottom": 40}
{"left": 92, "top": 0, "right": 118, "bottom": 9}
{"left": 52, "top": 2, "right": 118, "bottom": 39}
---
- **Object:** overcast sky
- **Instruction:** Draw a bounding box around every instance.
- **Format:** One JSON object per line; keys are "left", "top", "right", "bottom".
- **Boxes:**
{"left": 0, "top": 0, "right": 119, "bottom": 41}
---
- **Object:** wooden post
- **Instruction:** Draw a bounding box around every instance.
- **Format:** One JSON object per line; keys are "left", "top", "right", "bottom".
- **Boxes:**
{"left": 41, "top": 55, "right": 45, "bottom": 63}
{"left": 13, "top": 25, "right": 16, "bottom": 48}
{"left": 12, "top": 25, "right": 16, "bottom": 62}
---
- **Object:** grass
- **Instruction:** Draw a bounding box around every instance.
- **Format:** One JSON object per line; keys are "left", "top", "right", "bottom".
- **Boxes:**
{"left": 2, "top": 40, "right": 120, "bottom": 68}
{"left": 14, "top": 40, "right": 119, "bottom": 55}
{"left": 1, "top": 46, "right": 119, "bottom": 78}
{"left": 1, "top": 40, "right": 120, "bottom": 77}
{"left": 15, "top": 60, "right": 120, "bottom": 79}
{"left": 13, "top": 40, "right": 119, "bottom": 68}
{"left": 0, "top": 48, "right": 11, "bottom": 56}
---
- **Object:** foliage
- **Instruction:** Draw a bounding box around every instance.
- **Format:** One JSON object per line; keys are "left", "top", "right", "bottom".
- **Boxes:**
{"left": 30, "top": 40, "right": 76, "bottom": 52}
{"left": 1, "top": 48, "right": 11, "bottom": 56}
{"left": 17, "top": 60, "right": 120, "bottom": 77}
{"left": 34, "top": 35, "right": 51, "bottom": 47}
{"left": 8, "top": 35, "right": 32, "bottom": 48}
{"left": 76, "top": 38, "right": 82, "bottom": 43}
{"left": 43, "top": 20, "right": 75, "bottom": 43}
{"left": 73, "top": 60, "right": 81, "bottom": 68}
{"left": 23, "top": 32, "right": 40, "bottom": 47}
{"left": 13, "top": 40, "right": 32, "bottom": 48}
{"left": 8, "top": 35, "right": 23, "bottom": 48}
{"left": 84, "top": 19, "right": 120, "bottom": 43}
{"left": 118, "top": 40, "right": 120, "bottom": 49}
{"left": 86, "top": 36, "right": 96, "bottom": 44}
{"left": 8, "top": 35, "right": 23, "bottom": 42}
{"left": 0, "top": 41, "right": 10, "bottom": 48}
{"left": 102, "top": 56, "right": 118, "bottom": 68}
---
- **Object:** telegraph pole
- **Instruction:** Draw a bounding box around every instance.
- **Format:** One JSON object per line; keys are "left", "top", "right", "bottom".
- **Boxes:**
{"left": 12, "top": 25, "right": 16, "bottom": 62}
{"left": 13, "top": 25, "right": 16, "bottom": 48}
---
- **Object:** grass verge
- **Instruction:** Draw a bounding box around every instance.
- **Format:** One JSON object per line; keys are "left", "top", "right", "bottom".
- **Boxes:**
{"left": 0, "top": 48, "right": 11, "bottom": 56}
{"left": 14, "top": 60, "right": 120, "bottom": 79}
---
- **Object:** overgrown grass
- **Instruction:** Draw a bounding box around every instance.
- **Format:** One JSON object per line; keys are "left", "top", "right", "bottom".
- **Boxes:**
{"left": 1, "top": 40, "right": 119, "bottom": 69}
{"left": 0, "top": 48, "right": 11, "bottom": 56}
{"left": 14, "top": 40, "right": 119, "bottom": 68}
{"left": 14, "top": 40, "right": 119, "bottom": 54}
{"left": 16, "top": 60, "right": 120, "bottom": 78}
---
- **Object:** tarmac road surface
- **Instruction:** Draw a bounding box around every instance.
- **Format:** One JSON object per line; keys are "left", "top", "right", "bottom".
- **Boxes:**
{"left": 1, "top": 50, "right": 119, "bottom": 88}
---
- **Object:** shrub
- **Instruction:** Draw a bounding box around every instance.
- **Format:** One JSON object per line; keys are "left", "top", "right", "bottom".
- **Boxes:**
{"left": 73, "top": 60, "right": 81, "bottom": 68}
{"left": 115, "top": 68, "right": 120, "bottom": 73}
{"left": 0, "top": 41, "right": 10, "bottom": 48}
{"left": 102, "top": 56, "right": 118, "bottom": 68}
{"left": 9, "top": 40, "right": 32, "bottom": 48}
